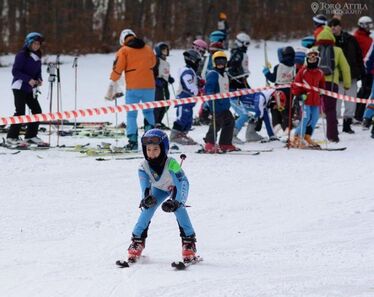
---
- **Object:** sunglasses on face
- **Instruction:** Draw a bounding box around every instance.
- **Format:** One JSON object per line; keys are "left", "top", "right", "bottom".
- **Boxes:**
{"left": 141, "top": 135, "right": 165, "bottom": 146}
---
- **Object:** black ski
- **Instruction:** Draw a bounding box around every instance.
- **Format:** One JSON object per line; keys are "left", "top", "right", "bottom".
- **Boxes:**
{"left": 171, "top": 256, "right": 202, "bottom": 270}
{"left": 196, "top": 147, "right": 260, "bottom": 155}
{"left": 299, "top": 146, "right": 347, "bottom": 151}
{"left": 116, "top": 260, "right": 131, "bottom": 268}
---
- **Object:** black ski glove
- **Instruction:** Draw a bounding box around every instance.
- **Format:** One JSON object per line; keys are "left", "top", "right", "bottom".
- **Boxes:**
{"left": 140, "top": 195, "right": 157, "bottom": 209}
{"left": 161, "top": 199, "right": 181, "bottom": 212}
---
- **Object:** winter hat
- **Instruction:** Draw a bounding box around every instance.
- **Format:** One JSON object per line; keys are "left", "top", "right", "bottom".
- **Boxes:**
{"left": 154, "top": 42, "right": 169, "bottom": 57}
{"left": 328, "top": 18, "right": 341, "bottom": 27}
{"left": 295, "top": 47, "right": 307, "bottom": 65}
{"left": 209, "top": 30, "right": 226, "bottom": 42}
{"left": 141, "top": 128, "right": 169, "bottom": 170}
{"left": 119, "top": 29, "right": 136, "bottom": 46}
{"left": 209, "top": 41, "right": 224, "bottom": 52}
{"left": 306, "top": 48, "right": 320, "bottom": 69}
{"left": 24, "top": 32, "right": 44, "bottom": 48}
{"left": 313, "top": 14, "right": 327, "bottom": 26}
{"left": 301, "top": 35, "right": 315, "bottom": 49}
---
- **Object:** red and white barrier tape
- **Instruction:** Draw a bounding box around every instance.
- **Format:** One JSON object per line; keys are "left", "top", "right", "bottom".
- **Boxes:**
{"left": 293, "top": 82, "right": 374, "bottom": 104}
{"left": 0, "top": 85, "right": 279, "bottom": 125}
{"left": 0, "top": 83, "right": 372, "bottom": 125}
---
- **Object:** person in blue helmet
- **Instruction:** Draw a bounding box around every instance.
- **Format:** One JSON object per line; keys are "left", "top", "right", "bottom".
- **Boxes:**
{"left": 6, "top": 32, "right": 46, "bottom": 147}
{"left": 231, "top": 89, "right": 283, "bottom": 143}
{"left": 126, "top": 129, "right": 198, "bottom": 263}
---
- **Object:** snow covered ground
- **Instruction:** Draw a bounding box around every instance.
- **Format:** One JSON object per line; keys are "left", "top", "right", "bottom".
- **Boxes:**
{"left": 1, "top": 41, "right": 374, "bottom": 297}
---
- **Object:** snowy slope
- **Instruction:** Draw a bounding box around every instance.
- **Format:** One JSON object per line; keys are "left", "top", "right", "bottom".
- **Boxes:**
{"left": 1, "top": 41, "right": 374, "bottom": 297}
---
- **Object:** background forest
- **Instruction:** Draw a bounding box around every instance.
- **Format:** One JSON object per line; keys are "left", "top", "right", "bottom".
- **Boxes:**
{"left": 0, "top": 0, "right": 372, "bottom": 54}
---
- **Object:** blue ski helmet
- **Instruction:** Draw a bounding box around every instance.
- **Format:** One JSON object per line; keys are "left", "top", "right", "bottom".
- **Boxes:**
{"left": 154, "top": 42, "right": 169, "bottom": 57}
{"left": 24, "top": 32, "right": 44, "bottom": 47}
{"left": 301, "top": 35, "right": 315, "bottom": 49}
{"left": 209, "top": 30, "right": 225, "bottom": 42}
{"left": 141, "top": 128, "right": 170, "bottom": 157}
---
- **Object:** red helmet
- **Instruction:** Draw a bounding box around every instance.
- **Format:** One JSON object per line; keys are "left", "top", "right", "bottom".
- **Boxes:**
{"left": 209, "top": 41, "right": 224, "bottom": 52}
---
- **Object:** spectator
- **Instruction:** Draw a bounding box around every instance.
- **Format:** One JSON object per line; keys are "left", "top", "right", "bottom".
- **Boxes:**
{"left": 329, "top": 18, "right": 364, "bottom": 134}
{"left": 108, "top": 29, "right": 156, "bottom": 151}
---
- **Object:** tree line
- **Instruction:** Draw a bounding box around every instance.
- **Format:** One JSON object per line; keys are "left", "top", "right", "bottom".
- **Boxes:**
{"left": 0, "top": 0, "right": 370, "bottom": 54}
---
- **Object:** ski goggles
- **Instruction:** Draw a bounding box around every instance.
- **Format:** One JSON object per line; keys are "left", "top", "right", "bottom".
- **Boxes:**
{"left": 141, "top": 135, "right": 166, "bottom": 146}
{"left": 307, "top": 52, "right": 319, "bottom": 58}
{"left": 214, "top": 57, "right": 227, "bottom": 66}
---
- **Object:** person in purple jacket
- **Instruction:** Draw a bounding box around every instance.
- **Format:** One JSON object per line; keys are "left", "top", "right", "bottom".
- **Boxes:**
{"left": 6, "top": 32, "right": 45, "bottom": 146}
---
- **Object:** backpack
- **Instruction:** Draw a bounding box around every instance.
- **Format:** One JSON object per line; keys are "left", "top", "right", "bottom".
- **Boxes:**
{"left": 318, "top": 45, "right": 335, "bottom": 75}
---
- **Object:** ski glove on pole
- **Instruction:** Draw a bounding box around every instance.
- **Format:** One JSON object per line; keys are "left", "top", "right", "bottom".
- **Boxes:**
{"left": 162, "top": 199, "right": 181, "bottom": 212}
{"left": 140, "top": 195, "right": 157, "bottom": 209}
{"left": 105, "top": 80, "right": 123, "bottom": 101}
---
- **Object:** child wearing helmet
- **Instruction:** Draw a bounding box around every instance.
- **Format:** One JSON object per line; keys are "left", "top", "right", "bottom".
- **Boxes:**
{"left": 204, "top": 51, "right": 238, "bottom": 153}
{"left": 263, "top": 46, "right": 296, "bottom": 136}
{"left": 170, "top": 49, "right": 201, "bottom": 145}
{"left": 362, "top": 40, "right": 374, "bottom": 138}
{"left": 291, "top": 48, "right": 325, "bottom": 148}
{"left": 153, "top": 42, "right": 174, "bottom": 130}
{"left": 227, "top": 32, "right": 251, "bottom": 90}
{"left": 126, "top": 128, "right": 198, "bottom": 264}
{"left": 231, "top": 89, "right": 281, "bottom": 144}
{"left": 6, "top": 32, "right": 47, "bottom": 147}
{"left": 354, "top": 16, "right": 373, "bottom": 123}
{"left": 192, "top": 39, "right": 208, "bottom": 79}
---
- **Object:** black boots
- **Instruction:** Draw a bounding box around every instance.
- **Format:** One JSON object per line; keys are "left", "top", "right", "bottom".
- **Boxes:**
{"left": 342, "top": 118, "right": 355, "bottom": 134}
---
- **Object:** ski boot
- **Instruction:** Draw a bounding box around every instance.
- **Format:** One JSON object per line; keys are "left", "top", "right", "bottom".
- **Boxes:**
{"left": 304, "top": 134, "right": 320, "bottom": 148}
{"left": 170, "top": 129, "right": 197, "bottom": 145}
{"left": 181, "top": 236, "right": 197, "bottom": 263}
{"left": 125, "top": 134, "right": 138, "bottom": 152}
{"left": 245, "top": 121, "right": 263, "bottom": 142}
{"left": 232, "top": 128, "right": 244, "bottom": 144}
{"left": 127, "top": 237, "right": 145, "bottom": 263}
{"left": 219, "top": 144, "right": 240, "bottom": 152}
{"left": 342, "top": 118, "right": 355, "bottom": 134}
{"left": 204, "top": 142, "right": 221, "bottom": 153}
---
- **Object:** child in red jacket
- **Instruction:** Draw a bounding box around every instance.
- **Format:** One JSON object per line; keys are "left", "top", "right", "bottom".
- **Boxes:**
{"left": 291, "top": 48, "right": 325, "bottom": 147}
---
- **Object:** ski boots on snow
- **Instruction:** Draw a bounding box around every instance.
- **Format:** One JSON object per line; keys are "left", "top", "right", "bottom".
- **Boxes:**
{"left": 181, "top": 236, "right": 197, "bottom": 263}
{"left": 127, "top": 237, "right": 145, "bottom": 262}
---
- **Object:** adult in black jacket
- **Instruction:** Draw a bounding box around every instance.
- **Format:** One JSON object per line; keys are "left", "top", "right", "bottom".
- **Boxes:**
{"left": 329, "top": 18, "right": 364, "bottom": 133}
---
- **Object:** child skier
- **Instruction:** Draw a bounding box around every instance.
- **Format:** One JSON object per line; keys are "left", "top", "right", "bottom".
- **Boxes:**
{"left": 204, "top": 51, "right": 238, "bottom": 153}
{"left": 362, "top": 40, "right": 374, "bottom": 138}
{"left": 126, "top": 128, "right": 198, "bottom": 263}
{"left": 231, "top": 89, "right": 284, "bottom": 143}
{"left": 291, "top": 48, "right": 325, "bottom": 147}
{"left": 153, "top": 42, "right": 174, "bottom": 130}
{"left": 263, "top": 46, "right": 296, "bottom": 133}
{"left": 170, "top": 49, "right": 201, "bottom": 145}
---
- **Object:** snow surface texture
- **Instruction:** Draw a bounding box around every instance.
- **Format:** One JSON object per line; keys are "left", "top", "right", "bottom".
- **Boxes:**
{"left": 0, "top": 41, "right": 374, "bottom": 297}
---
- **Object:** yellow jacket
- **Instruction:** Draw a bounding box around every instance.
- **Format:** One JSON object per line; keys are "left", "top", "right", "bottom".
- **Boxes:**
{"left": 313, "top": 26, "right": 351, "bottom": 89}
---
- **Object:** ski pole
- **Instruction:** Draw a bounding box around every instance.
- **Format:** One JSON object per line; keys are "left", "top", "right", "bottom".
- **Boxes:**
{"left": 264, "top": 40, "right": 270, "bottom": 87}
{"left": 56, "top": 55, "right": 62, "bottom": 146}
{"left": 114, "top": 97, "right": 119, "bottom": 146}
{"left": 286, "top": 91, "right": 293, "bottom": 149}
{"left": 72, "top": 56, "right": 78, "bottom": 134}
{"left": 179, "top": 153, "right": 186, "bottom": 167}
{"left": 211, "top": 98, "right": 218, "bottom": 152}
